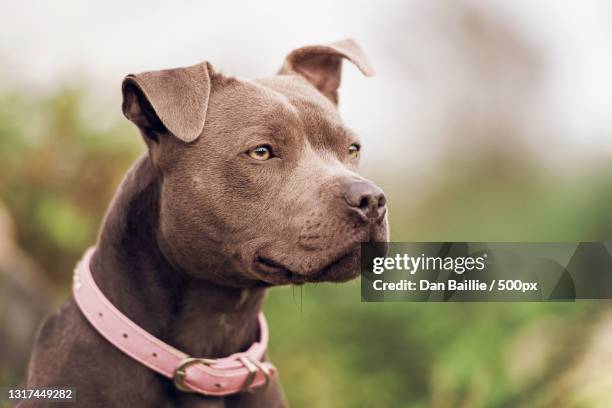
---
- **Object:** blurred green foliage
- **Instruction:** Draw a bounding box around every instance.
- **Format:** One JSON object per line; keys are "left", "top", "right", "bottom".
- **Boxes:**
{"left": 1, "top": 86, "right": 611, "bottom": 407}
{"left": 0, "top": 88, "right": 141, "bottom": 287}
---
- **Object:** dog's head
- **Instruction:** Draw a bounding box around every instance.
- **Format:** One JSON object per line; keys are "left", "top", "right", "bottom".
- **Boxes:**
{"left": 121, "top": 39, "right": 389, "bottom": 286}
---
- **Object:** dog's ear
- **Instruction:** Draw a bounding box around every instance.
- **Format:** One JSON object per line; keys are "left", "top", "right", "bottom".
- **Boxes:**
{"left": 279, "top": 38, "right": 373, "bottom": 105}
{"left": 121, "top": 62, "right": 212, "bottom": 143}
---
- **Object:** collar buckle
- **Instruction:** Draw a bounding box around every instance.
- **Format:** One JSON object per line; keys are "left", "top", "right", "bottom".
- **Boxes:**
{"left": 173, "top": 357, "right": 217, "bottom": 392}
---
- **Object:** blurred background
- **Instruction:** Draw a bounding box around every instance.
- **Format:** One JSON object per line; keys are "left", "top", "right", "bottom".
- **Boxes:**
{"left": 1, "top": 0, "right": 612, "bottom": 406}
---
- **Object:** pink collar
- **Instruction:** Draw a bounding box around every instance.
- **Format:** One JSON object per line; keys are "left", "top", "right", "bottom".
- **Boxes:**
{"left": 73, "top": 247, "right": 277, "bottom": 396}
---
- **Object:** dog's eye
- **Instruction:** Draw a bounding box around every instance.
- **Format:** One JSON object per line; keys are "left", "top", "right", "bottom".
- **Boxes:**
{"left": 348, "top": 143, "right": 360, "bottom": 158}
{"left": 247, "top": 145, "right": 273, "bottom": 161}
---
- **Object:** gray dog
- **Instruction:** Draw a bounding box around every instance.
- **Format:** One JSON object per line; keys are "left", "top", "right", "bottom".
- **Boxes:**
{"left": 23, "top": 39, "right": 388, "bottom": 407}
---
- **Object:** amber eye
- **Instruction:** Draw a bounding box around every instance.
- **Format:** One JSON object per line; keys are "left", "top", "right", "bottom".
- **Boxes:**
{"left": 247, "top": 145, "right": 273, "bottom": 161}
{"left": 348, "top": 143, "right": 361, "bottom": 158}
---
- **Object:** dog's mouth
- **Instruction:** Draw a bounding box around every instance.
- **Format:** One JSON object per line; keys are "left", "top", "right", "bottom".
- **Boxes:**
{"left": 255, "top": 256, "right": 295, "bottom": 279}
{"left": 250, "top": 221, "right": 387, "bottom": 286}
{"left": 253, "top": 249, "right": 359, "bottom": 285}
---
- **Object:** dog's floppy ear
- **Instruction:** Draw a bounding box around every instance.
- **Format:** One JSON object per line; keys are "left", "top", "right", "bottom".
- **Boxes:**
{"left": 121, "top": 62, "right": 212, "bottom": 143}
{"left": 279, "top": 38, "right": 373, "bottom": 104}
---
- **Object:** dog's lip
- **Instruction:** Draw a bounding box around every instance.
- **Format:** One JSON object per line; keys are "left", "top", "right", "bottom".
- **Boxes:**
{"left": 251, "top": 228, "right": 373, "bottom": 285}
{"left": 254, "top": 255, "right": 310, "bottom": 284}
{"left": 256, "top": 256, "right": 294, "bottom": 276}
{"left": 253, "top": 248, "right": 356, "bottom": 285}
{"left": 315, "top": 250, "right": 356, "bottom": 280}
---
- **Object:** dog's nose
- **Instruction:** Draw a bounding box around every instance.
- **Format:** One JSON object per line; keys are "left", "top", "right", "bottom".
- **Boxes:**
{"left": 343, "top": 180, "right": 387, "bottom": 222}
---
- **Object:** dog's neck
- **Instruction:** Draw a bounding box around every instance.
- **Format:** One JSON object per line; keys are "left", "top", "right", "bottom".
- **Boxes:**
{"left": 90, "top": 155, "right": 266, "bottom": 358}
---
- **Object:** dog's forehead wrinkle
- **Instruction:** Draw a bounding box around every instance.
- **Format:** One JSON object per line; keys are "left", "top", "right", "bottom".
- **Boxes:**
{"left": 240, "top": 77, "right": 303, "bottom": 116}
{"left": 284, "top": 99, "right": 349, "bottom": 149}
{"left": 209, "top": 77, "right": 299, "bottom": 124}
{"left": 296, "top": 142, "right": 357, "bottom": 184}
{"left": 256, "top": 76, "right": 338, "bottom": 116}
{"left": 232, "top": 124, "right": 281, "bottom": 145}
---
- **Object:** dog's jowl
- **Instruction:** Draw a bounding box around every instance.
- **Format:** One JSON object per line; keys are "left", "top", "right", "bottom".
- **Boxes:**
{"left": 22, "top": 39, "right": 388, "bottom": 408}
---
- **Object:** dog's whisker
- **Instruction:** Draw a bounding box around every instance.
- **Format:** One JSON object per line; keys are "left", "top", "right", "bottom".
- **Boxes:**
{"left": 291, "top": 285, "right": 300, "bottom": 311}
{"left": 300, "top": 285, "right": 303, "bottom": 313}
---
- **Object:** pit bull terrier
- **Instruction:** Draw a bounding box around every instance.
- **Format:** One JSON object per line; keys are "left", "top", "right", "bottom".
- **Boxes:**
{"left": 22, "top": 38, "right": 388, "bottom": 407}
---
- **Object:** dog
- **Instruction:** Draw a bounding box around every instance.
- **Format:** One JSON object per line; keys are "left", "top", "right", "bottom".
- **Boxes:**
{"left": 22, "top": 39, "right": 388, "bottom": 407}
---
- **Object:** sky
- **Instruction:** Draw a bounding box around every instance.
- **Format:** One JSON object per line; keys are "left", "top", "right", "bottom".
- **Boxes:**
{"left": 1, "top": 0, "right": 611, "bottom": 172}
